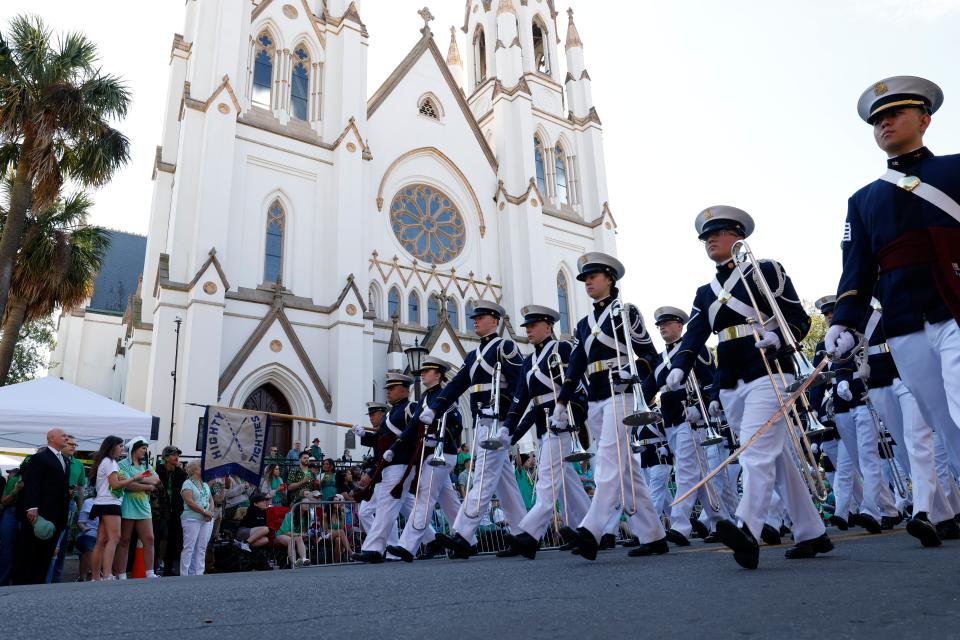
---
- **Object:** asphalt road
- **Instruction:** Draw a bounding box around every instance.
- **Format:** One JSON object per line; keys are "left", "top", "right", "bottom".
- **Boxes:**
{"left": 3, "top": 528, "right": 958, "bottom": 639}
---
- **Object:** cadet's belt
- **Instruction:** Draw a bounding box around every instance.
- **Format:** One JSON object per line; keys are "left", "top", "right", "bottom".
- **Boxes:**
{"left": 717, "top": 321, "right": 779, "bottom": 343}
{"left": 867, "top": 343, "right": 890, "bottom": 356}
{"left": 635, "top": 434, "right": 667, "bottom": 446}
{"left": 531, "top": 393, "right": 556, "bottom": 408}
{"left": 470, "top": 383, "right": 507, "bottom": 393}
{"left": 587, "top": 356, "right": 629, "bottom": 374}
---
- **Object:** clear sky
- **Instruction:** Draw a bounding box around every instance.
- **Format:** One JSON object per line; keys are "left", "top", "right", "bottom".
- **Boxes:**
{"left": 2, "top": 1, "right": 958, "bottom": 348}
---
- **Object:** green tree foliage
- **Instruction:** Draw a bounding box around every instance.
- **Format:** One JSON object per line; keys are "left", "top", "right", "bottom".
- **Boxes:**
{"left": 5, "top": 315, "right": 54, "bottom": 384}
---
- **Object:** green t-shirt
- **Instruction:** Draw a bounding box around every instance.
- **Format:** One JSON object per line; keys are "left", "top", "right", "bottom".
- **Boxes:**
{"left": 2, "top": 476, "right": 19, "bottom": 499}
{"left": 67, "top": 457, "right": 86, "bottom": 489}
{"left": 118, "top": 459, "right": 156, "bottom": 520}
{"left": 181, "top": 478, "right": 211, "bottom": 522}
{"left": 277, "top": 511, "right": 294, "bottom": 536}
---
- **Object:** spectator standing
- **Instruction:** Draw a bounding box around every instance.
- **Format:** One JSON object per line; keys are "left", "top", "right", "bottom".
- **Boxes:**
{"left": 76, "top": 494, "right": 98, "bottom": 581}
{"left": 0, "top": 468, "right": 24, "bottom": 585}
{"left": 515, "top": 453, "right": 537, "bottom": 511}
{"left": 114, "top": 437, "right": 160, "bottom": 579}
{"left": 88, "top": 436, "right": 148, "bottom": 581}
{"left": 319, "top": 458, "right": 338, "bottom": 501}
{"left": 13, "top": 428, "right": 70, "bottom": 585}
{"left": 51, "top": 435, "right": 87, "bottom": 583}
{"left": 180, "top": 461, "right": 215, "bottom": 576}
{"left": 286, "top": 441, "right": 303, "bottom": 462}
{"left": 259, "top": 464, "right": 286, "bottom": 506}
{"left": 285, "top": 452, "right": 315, "bottom": 501}
{"left": 309, "top": 438, "right": 323, "bottom": 462}
{"left": 457, "top": 459, "right": 473, "bottom": 499}
{"left": 154, "top": 445, "right": 187, "bottom": 576}
{"left": 455, "top": 444, "right": 471, "bottom": 477}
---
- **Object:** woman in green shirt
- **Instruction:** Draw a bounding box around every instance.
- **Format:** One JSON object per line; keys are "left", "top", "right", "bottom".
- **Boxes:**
{"left": 273, "top": 504, "right": 309, "bottom": 566}
{"left": 259, "top": 464, "right": 286, "bottom": 506}
{"left": 319, "top": 458, "right": 338, "bottom": 501}
{"left": 113, "top": 437, "right": 160, "bottom": 579}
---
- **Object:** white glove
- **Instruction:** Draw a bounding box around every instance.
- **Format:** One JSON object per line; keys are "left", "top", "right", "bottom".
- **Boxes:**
{"left": 419, "top": 406, "right": 436, "bottom": 425}
{"left": 825, "top": 324, "right": 855, "bottom": 356}
{"left": 656, "top": 446, "right": 670, "bottom": 459}
{"left": 352, "top": 425, "right": 367, "bottom": 437}
{"left": 684, "top": 405, "right": 702, "bottom": 424}
{"left": 382, "top": 449, "right": 394, "bottom": 463}
{"left": 708, "top": 400, "right": 722, "bottom": 418}
{"left": 666, "top": 368, "right": 685, "bottom": 392}
{"left": 424, "top": 437, "right": 439, "bottom": 448}
{"left": 754, "top": 330, "right": 781, "bottom": 351}
{"left": 836, "top": 380, "right": 853, "bottom": 402}
{"left": 498, "top": 426, "right": 510, "bottom": 447}
{"left": 551, "top": 404, "right": 569, "bottom": 429}
{"left": 811, "top": 442, "right": 820, "bottom": 455}
{"left": 479, "top": 406, "right": 496, "bottom": 418}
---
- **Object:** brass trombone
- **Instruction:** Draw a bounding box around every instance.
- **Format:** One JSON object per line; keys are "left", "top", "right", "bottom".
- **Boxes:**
{"left": 544, "top": 354, "right": 573, "bottom": 526}
{"left": 548, "top": 352, "right": 592, "bottom": 463}
{"left": 683, "top": 374, "right": 723, "bottom": 513}
{"left": 411, "top": 411, "right": 449, "bottom": 531}
{"left": 730, "top": 240, "right": 830, "bottom": 502}
{"left": 479, "top": 362, "right": 505, "bottom": 451}
{"left": 462, "top": 407, "right": 487, "bottom": 519}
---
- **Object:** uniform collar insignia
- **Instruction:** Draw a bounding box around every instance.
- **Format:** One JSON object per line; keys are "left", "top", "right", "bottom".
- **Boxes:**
{"left": 887, "top": 146, "right": 933, "bottom": 170}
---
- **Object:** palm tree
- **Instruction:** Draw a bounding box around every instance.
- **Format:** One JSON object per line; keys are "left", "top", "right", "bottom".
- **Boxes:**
{"left": 0, "top": 189, "right": 109, "bottom": 383}
{"left": 0, "top": 15, "right": 129, "bottom": 325}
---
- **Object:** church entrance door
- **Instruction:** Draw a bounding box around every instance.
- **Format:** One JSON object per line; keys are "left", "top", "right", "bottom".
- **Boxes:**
{"left": 243, "top": 383, "right": 292, "bottom": 455}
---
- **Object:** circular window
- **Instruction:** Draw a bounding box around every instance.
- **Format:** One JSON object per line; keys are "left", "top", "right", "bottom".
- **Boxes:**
{"left": 390, "top": 184, "right": 466, "bottom": 264}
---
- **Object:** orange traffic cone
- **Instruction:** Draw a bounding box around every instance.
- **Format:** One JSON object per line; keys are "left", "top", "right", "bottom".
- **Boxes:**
{"left": 130, "top": 539, "right": 146, "bottom": 579}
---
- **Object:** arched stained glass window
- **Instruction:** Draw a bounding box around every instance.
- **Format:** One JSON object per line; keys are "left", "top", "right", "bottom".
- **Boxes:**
{"left": 253, "top": 32, "right": 274, "bottom": 108}
{"left": 368, "top": 285, "right": 381, "bottom": 319}
{"left": 388, "top": 287, "right": 401, "bottom": 320}
{"left": 389, "top": 184, "right": 466, "bottom": 264}
{"left": 557, "top": 273, "right": 571, "bottom": 335}
{"left": 264, "top": 201, "right": 284, "bottom": 284}
{"left": 291, "top": 47, "right": 309, "bottom": 120}
{"left": 534, "top": 136, "right": 546, "bottom": 195}
{"left": 555, "top": 145, "right": 568, "bottom": 205}
{"left": 474, "top": 27, "right": 487, "bottom": 87}
{"left": 465, "top": 300, "right": 475, "bottom": 320}
{"left": 427, "top": 295, "right": 440, "bottom": 327}
{"left": 447, "top": 298, "right": 459, "bottom": 330}
{"left": 408, "top": 291, "right": 421, "bottom": 325}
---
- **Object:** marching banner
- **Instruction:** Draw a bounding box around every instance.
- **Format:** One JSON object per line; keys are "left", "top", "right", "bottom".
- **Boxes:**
{"left": 202, "top": 406, "right": 271, "bottom": 484}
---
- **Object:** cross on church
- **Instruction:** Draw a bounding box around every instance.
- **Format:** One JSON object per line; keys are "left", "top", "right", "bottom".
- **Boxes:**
{"left": 418, "top": 7, "right": 434, "bottom": 26}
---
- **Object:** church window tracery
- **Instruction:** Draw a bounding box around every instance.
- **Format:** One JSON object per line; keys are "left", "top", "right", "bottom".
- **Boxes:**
{"left": 427, "top": 294, "right": 440, "bottom": 327}
{"left": 389, "top": 184, "right": 466, "bottom": 264}
{"left": 447, "top": 297, "right": 460, "bottom": 330}
{"left": 418, "top": 97, "right": 440, "bottom": 120}
{"left": 291, "top": 47, "right": 310, "bottom": 121}
{"left": 557, "top": 272, "right": 571, "bottom": 335}
{"left": 388, "top": 286, "right": 401, "bottom": 320}
{"left": 534, "top": 136, "right": 546, "bottom": 195}
{"left": 473, "top": 26, "right": 487, "bottom": 87}
{"left": 253, "top": 32, "right": 274, "bottom": 108}
{"left": 555, "top": 144, "right": 569, "bottom": 205}
{"left": 408, "top": 291, "right": 421, "bottom": 325}
{"left": 263, "top": 200, "right": 284, "bottom": 284}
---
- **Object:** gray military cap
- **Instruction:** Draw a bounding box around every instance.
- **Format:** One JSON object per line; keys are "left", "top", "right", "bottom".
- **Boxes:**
{"left": 519, "top": 304, "right": 561, "bottom": 327}
{"left": 653, "top": 306, "right": 690, "bottom": 325}
{"left": 470, "top": 300, "right": 506, "bottom": 320}
{"left": 858, "top": 76, "right": 943, "bottom": 124}
{"left": 815, "top": 295, "right": 837, "bottom": 314}
{"left": 576, "top": 252, "right": 625, "bottom": 282}
{"left": 384, "top": 372, "right": 415, "bottom": 389}
{"left": 420, "top": 356, "right": 453, "bottom": 373}
{"left": 695, "top": 206, "right": 755, "bottom": 241}
{"left": 366, "top": 401, "right": 389, "bottom": 415}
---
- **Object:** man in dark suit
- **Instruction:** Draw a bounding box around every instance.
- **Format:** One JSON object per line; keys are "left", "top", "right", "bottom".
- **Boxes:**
{"left": 14, "top": 428, "right": 70, "bottom": 584}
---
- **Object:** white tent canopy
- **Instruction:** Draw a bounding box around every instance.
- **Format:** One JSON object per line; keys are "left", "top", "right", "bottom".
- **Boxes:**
{"left": 0, "top": 377, "right": 157, "bottom": 450}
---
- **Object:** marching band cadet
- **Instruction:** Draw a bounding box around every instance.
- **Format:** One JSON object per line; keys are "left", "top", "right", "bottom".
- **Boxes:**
{"left": 639, "top": 420, "right": 674, "bottom": 530}
{"left": 553, "top": 252, "right": 669, "bottom": 560}
{"left": 498, "top": 305, "right": 592, "bottom": 560}
{"left": 828, "top": 76, "right": 960, "bottom": 489}
{"left": 350, "top": 373, "right": 416, "bottom": 563}
{"left": 665, "top": 207, "right": 831, "bottom": 569}
{"left": 386, "top": 357, "right": 464, "bottom": 563}
{"left": 355, "top": 402, "right": 390, "bottom": 537}
{"left": 417, "top": 301, "right": 527, "bottom": 560}
{"left": 642, "top": 306, "right": 730, "bottom": 546}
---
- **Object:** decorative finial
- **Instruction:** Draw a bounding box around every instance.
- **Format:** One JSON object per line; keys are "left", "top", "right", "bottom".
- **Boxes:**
{"left": 446, "top": 26, "right": 463, "bottom": 67}
{"left": 565, "top": 7, "right": 582, "bottom": 49}
{"left": 418, "top": 7, "right": 435, "bottom": 35}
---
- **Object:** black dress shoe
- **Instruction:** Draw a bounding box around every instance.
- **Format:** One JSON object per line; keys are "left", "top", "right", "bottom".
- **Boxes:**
{"left": 627, "top": 536, "right": 669, "bottom": 557}
{"left": 785, "top": 533, "right": 833, "bottom": 559}
{"left": 857, "top": 513, "right": 882, "bottom": 534}
{"left": 496, "top": 546, "right": 520, "bottom": 558}
{"left": 420, "top": 539, "right": 444, "bottom": 559}
{"left": 442, "top": 533, "right": 476, "bottom": 559}
{"left": 716, "top": 520, "right": 760, "bottom": 570}
{"left": 779, "top": 525, "right": 792, "bottom": 538}
{"left": 574, "top": 527, "right": 599, "bottom": 561}
{"left": 760, "top": 524, "right": 782, "bottom": 546}
{"left": 906, "top": 514, "right": 942, "bottom": 547}
{"left": 665, "top": 528, "right": 691, "bottom": 547}
{"left": 506, "top": 532, "right": 539, "bottom": 560}
{"left": 351, "top": 550, "right": 384, "bottom": 564}
{"left": 830, "top": 515, "right": 849, "bottom": 531}
{"left": 620, "top": 537, "right": 640, "bottom": 548}
{"left": 936, "top": 517, "right": 960, "bottom": 540}
{"left": 702, "top": 531, "right": 721, "bottom": 544}
{"left": 559, "top": 526, "right": 580, "bottom": 549}
{"left": 881, "top": 514, "right": 903, "bottom": 530}
{"left": 690, "top": 518, "right": 710, "bottom": 539}
{"left": 599, "top": 533, "right": 617, "bottom": 550}
{"left": 384, "top": 545, "right": 414, "bottom": 563}
{"left": 558, "top": 541, "right": 578, "bottom": 551}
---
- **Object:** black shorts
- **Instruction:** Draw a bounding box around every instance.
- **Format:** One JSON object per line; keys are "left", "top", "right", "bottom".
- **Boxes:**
{"left": 89, "top": 504, "right": 122, "bottom": 519}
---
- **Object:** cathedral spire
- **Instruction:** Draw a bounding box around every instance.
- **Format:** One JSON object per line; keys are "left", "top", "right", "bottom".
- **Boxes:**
{"left": 565, "top": 8, "right": 583, "bottom": 50}
{"left": 446, "top": 26, "right": 462, "bottom": 67}
{"left": 497, "top": 0, "right": 517, "bottom": 16}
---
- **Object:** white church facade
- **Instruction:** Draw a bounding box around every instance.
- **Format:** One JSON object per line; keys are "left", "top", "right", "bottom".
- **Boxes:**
{"left": 51, "top": 0, "right": 620, "bottom": 457}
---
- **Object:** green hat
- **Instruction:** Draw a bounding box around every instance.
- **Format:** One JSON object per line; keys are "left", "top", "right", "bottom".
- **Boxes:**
{"left": 32, "top": 515, "right": 56, "bottom": 541}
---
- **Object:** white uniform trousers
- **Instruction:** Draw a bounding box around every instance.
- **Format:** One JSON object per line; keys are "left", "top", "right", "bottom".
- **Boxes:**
{"left": 867, "top": 385, "right": 913, "bottom": 496}
{"left": 934, "top": 429, "right": 960, "bottom": 516}
{"left": 870, "top": 383, "right": 952, "bottom": 521}
{"left": 820, "top": 438, "right": 839, "bottom": 488}
{"left": 578, "top": 395, "right": 665, "bottom": 543}
{"left": 834, "top": 407, "right": 899, "bottom": 520}
{"left": 833, "top": 441, "right": 865, "bottom": 519}
{"left": 518, "top": 432, "right": 591, "bottom": 539}
{"left": 644, "top": 464, "right": 672, "bottom": 520}
{"left": 765, "top": 490, "right": 788, "bottom": 529}
{"left": 667, "top": 423, "right": 730, "bottom": 536}
{"left": 889, "top": 318, "right": 960, "bottom": 439}
{"left": 361, "top": 464, "right": 414, "bottom": 554}
{"left": 719, "top": 375, "right": 825, "bottom": 543}
{"left": 453, "top": 419, "right": 526, "bottom": 544}
{"left": 396, "top": 455, "right": 460, "bottom": 554}
{"left": 700, "top": 443, "right": 740, "bottom": 530}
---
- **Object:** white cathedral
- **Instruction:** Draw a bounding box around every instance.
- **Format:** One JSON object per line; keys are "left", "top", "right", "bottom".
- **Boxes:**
{"left": 50, "top": 0, "right": 620, "bottom": 457}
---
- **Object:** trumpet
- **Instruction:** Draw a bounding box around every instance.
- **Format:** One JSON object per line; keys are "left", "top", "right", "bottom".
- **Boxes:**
{"left": 411, "top": 411, "right": 448, "bottom": 531}
{"left": 479, "top": 362, "right": 505, "bottom": 451}
{"left": 730, "top": 240, "right": 829, "bottom": 502}
{"left": 548, "top": 352, "right": 592, "bottom": 463}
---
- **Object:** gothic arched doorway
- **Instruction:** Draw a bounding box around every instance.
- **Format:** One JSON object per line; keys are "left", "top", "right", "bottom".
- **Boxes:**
{"left": 243, "top": 383, "right": 292, "bottom": 455}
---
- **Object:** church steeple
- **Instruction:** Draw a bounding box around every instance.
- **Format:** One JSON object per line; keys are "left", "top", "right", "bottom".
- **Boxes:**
{"left": 564, "top": 8, "right": 593, "bottom": 119}
{"left": 446, "top": 26, "right": 464, "bottom": 90}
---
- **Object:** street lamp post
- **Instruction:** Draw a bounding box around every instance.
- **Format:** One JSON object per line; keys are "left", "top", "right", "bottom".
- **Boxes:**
{"left": 404, "top": 338, "right": 428, "bottom": 402}
{"left": 170, "top": 313, "right": 183, "bottom": 446}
